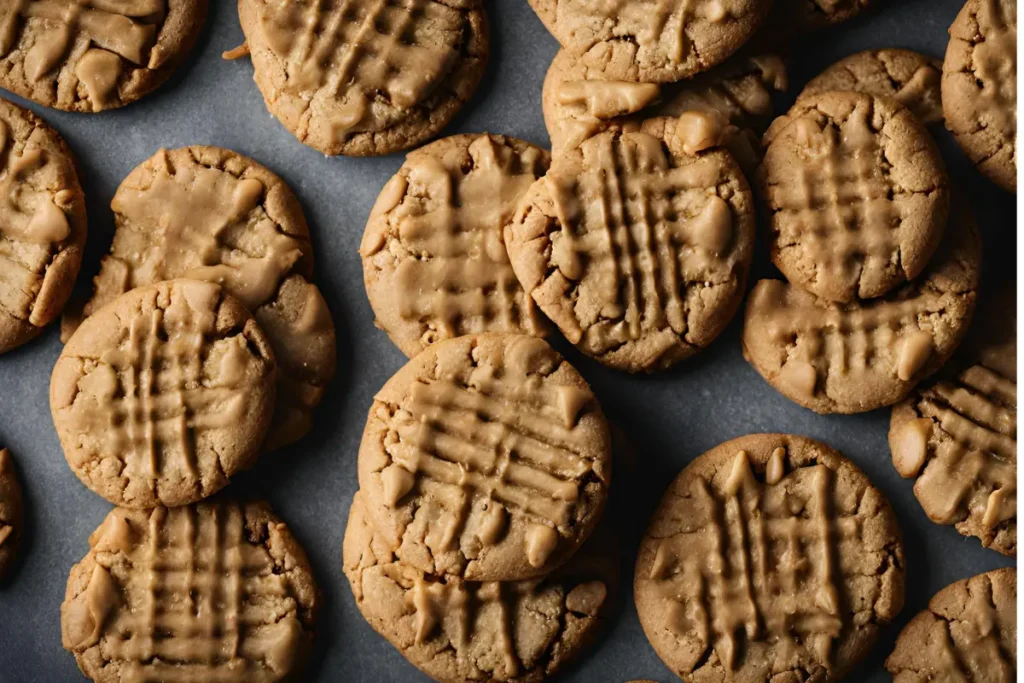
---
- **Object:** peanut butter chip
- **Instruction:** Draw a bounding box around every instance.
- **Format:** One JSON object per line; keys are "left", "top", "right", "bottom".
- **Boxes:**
{"left": 526, "top": 524, "right": 560, "bottom": 568}
{"left": 765, "top": 447, "right": 786, "bottom": 484}
{"left": 778, "top": 358, "right": 817, "bottom": 399}
{"left": 892, "top": 418, "right": 932, "bottom": 478}
{"left": 381, "top": 464, "right": 415, "bottom": 506}
{"left": 897, "top": 331, "right": 934, "bottom": 381}
{"left": 74, "top": 49, "right": 123, "bottom": 109}
{"left": 556, "top": 80, "right": 661, "bottom": 119}
{"left": 677, "top": 110, "right": 725, "bottom": 154}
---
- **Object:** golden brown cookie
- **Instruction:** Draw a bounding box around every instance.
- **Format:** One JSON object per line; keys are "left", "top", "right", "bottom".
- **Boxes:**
{"left": 0, "top": 96, "right": 86, "bottom": 354}
{"left": 760, "top": 91, "right": 950, "bottom": 303}
{"left": 0, "top": 0, "right": 208, "bottom": 112}
{"left": 0, "top": 448, "right": 23, "bottom": 580}
{"left": 361, "top": 134, "right": 551, "bottom": 357}
{"left": 799, "top": 49, "right": 944, "bottom": 125}
{"left": 343, "top": 491, "right": 616, "bottom": 683}
{"left": 942, "top": 0, "right": 1017, "bottom": 192}
{"left": 889, "top": 285, "right": 1016, "bottom": 555}
{"left": 237, "top": 0, "right": 489, "bottom": 157}
{"left": 69, "top": 146, "right": 336, "bottom": 452}
{"left": 742, "top": 201, "right": 981, "bottom": 415}
{"left": 61, "top": 501, "right": 319, "bottom": 683}
{"left": 505, "top": 116, "right": 756, "bottom": 373}
{"left": 51, "top": 279, "right": 277, "bottom": 508}
{"left": 357, "top": 334, "right": 612, "bottom": 582}
{"left": 635, "top": 434, "right": 905, "bottom": 683}
{"left": 528, "top": 0, "right": 772, "bottom": 84}
{"left": 886, "top": 568, "right": 1016, "bottom": 682}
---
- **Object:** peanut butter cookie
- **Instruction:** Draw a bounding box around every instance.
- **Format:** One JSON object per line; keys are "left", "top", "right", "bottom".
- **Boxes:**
{"left": 0, "top": 448, "right": 23, "bottom": 580}
{"left": 635, "top": 434, "right": 905, "bottom": 683}
{"left": 51, "top": 279, "right": 277, "bottom": 508}
{"left": 357, "top": 334, "right": 612, "bottom": 582}
{"left": 237, "top": 0, "right": 489, "bottom": 157}
{"left": 361, "top": 134, "right": 551, "bottom": 358}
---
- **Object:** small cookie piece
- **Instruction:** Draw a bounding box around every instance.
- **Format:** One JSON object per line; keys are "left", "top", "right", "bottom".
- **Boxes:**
{"left": 760, "top": 91, "right": 950, "bottom": 303}
{"left": 361, "top": 134, "right": 551, "bottom": 357}
{"left": 743, "top": 201, "right": 981, "bottom": 415}
{"left": 237, "top": 0, "right": 488, "bottom": 157}
{"left": 343, "top": 491, "right": 615, "bottom": 682}
{"left": 0, "top": 448, "right": 23, "bottom": 580}
{"left": 506, "top": 117, "right": 756, "bottom": 373}
{"left": 528, "top": 0, "right": 772, "bottom": 83}
{"left": 357, "top": 334, "right": 612, "bottom": 582}
{"left": 0, "top": 97, "right": 86, "bottom": 354}
{"left": 889, "top": 285, "right": 1016, "bottom": 555}
{"left": 635, "top": 434, "right": 905, "bottom": 682}
{"left": 886, "top": 568, "right": 1016, "bottom": 681}
{"left": 71, "top": 146, "right": 336, "bottom": 451}
{"left": 943, "top": 0, "right": 1017, "bottom": 192}
{"left": 0, "top": 0, "right": 208, "bottom": 112}
{"left": 799, "top": 49, "right": 943, "bottom": 125}
{"left": 61, "top": 501, "right": 319, "bottom": 683}
{"left": 51, "top": 279, "right": 277, "bottom": 508}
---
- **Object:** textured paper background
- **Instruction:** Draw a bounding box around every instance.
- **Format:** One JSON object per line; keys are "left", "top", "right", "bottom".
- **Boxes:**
{"left": 0, "top": 0, "right": 1015, "bottom": 681}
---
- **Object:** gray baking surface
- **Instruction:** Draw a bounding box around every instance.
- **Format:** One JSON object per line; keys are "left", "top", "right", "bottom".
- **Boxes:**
{"left": 0, "top": 0, "right": 1016, "bottom": 681}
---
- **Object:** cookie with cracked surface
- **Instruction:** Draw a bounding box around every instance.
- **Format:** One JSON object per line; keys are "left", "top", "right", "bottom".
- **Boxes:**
{"left": 51, "top": 279, "right": 277, "bottom": 508}
{"left": 528, "top": 0, "right": 771, "bottom": 84}
{"left": 760, "top": 91, "right": 950, "bottom": 303}
{"left": 889, "top": 284, "right": 1016, "bottom": 555}
{"left": 357, "top": 333, "right": 612, "bottom": 582}
{"left": 343, "top": 490, "right": 616, "bottom": 682}
{"left": 61, "top": 501, "right": 319, "bottom": 683}
{"left": 505, "top": 116, "right": 755, "bottom": 373}
{"left": 361, "top": 134, "right": 551, "bottom": 358}
{"left": 237, "top": 0, "right": 489, "bottom": 157}
{"left": 67, "top": 146, "right": 335, "bottom": 452}
{"left": 0, "top": 0, "right": 207, "bottom": 112}
{"left": 743, "top": 199, "right": 981, "bottom": 415}
{"left": 635, "top": 434, "right": 906, "bottom": 683}
{"left": 0, "top": 96, "right": 86, "bottom": 355}
{"left": 886, "top": 568, "right": 1016, "bottom": 682}
{"left": 799, "top": 49, "right": 943, "bottom": 125}
{"left": 942, "top": 0, "right": 1017, "bottom": 192}
{"left": 0, "top": 448, "right": 23, "bottom": 580}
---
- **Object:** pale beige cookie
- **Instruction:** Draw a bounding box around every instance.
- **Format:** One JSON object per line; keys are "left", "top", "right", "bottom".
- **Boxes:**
{"left": 357, "top": 334, "right": 612, "bottom": 582}
{"left": 505, "top": 116, "right": 756, "bottom": 373}
{"left": 237, "top": 0, "right": 489, "bottom": 157}
{"left": 760, "top": 91, "right": 950, "bottom": 303}
{"left": 51, "top": 279, "right": 277, "bottom": 508}
{"left": 886, "top": 569, "right": 1016, "bottom": 682}
{"left": 742, "top": 201, "right": 981, "bottom": 415}
{"left": 0, "top": 96, "right": 86, "bottom": 354}
{"left": 635, "top": 434, "right": 905, "bottom": 683}
{"left": 0, "top": 0, "right": 208, "bottom": 112}
{"left": 889, "top": 285, "right": 1016, "bottom": 555}
{"left": 528, "top": 0, "right": 772, "bottom": 84}
{"left": 799, "top": 49, "right": 943, "bottom": 125}
{"left": 61, "top": 501, "right": 319, "bottom": 683}
{"left": 361, "top": 134, "right": 551, "bottom": 357}
{"left": 942, "top": 0, "right": 1017, "bottom": 192}
{"left": 343, "top": 491, "right": 616, "bottom": 683}
{"left": 68, "top": 146, "right": 336, "bottom": 452}
{"left": 0, "top": 448, "right": 23, "bottom": 580}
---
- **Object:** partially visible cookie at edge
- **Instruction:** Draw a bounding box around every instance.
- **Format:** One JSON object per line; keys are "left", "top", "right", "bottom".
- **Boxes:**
{"left": 0, "top": 448, "right": 23, "bottom": 580}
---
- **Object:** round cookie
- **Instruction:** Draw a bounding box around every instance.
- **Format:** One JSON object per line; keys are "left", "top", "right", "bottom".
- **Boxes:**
{"left": 505, "top": 116, "right": 756, "bottom": 373}
{"left": 799, "top": 49, "right": 943, "bottom": 125}
{"left": 51, "top": 279, "right": 277, "bottom": 508}
{"left": 0, "top": 0, "right": 207, "bottom": 112}
{"left": 635, "top": 434, "right": 906, "bottom": 683}
{"left": 0, "top": 448, "right": 23, "bottom": 580}
{"left": 760, "top": 91, "right": 950, "bottom": 303}
{"left": 361, "top": 134, "right": 551, "bottom": 358}
{"left": 61, "top": 501, "right": 319, "bottom": 683}
{"left": 0, "top": 97, "right": 86, "bottom": 355}
{"left": 942, "top": 0, "right": 1017, "bottom": 192}
{"left": 357, "top": 333, "right": 612, "bottom": 582}
{"left": 742, "top": 200, "right": 981, "bottom": 415}
{"left": 889, "top": 285, "right": 1016, "bottom": 555}
{"left": 71, "top": 146, "right": 336, "bottom": 452}
{"left": 237, "top": 0, "right": 489, "bottom": 157}
{"left": 528, "top": 0, "right": 772, "bottom": 84}
{"left": 343, "top": 491, "right": 616, "bottom": 683}
{"left": 886, "top": 568, "right": 1016, "bottom": 681}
